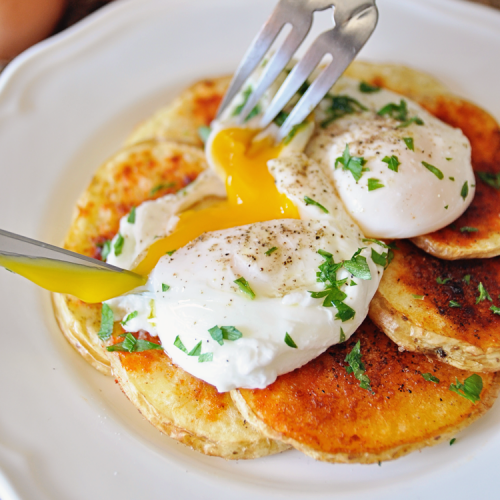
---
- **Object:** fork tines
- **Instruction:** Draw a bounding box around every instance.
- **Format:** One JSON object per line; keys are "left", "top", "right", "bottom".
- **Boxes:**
{"left": 216, "top": 0, "right": 378, "bottom": 140}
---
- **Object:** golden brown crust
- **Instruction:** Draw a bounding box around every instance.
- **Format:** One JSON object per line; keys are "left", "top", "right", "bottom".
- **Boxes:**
{"left": 106, "top": 331, "right": 290, "bottom": 460}
{"left": 369, "top": 240, "right": 500, "bottom": 372}
{"left": 345, "top": 61, "right": 500, "bottom": 260}
{"left": 234, "top": 319, "right": 500, "bottom": 464}
{"left": 125, "top": 76, "right": 231, "bottom": 148}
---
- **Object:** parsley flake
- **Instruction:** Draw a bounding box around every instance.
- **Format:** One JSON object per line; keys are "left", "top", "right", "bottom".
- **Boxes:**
{"left": 361, "top": 238, "right": 398, "bottom": 250}
{"left": 198, "top": 352, "right": 213, "bottom": 363}
{"left": 477, "top": 172, "right": 500, "bottom": 190}
{"left": 377, "top": 100, "right": 408, "bottom": 121}
{"left": 343, "top": 248, "right": 372, "bottom": 280}
{"left": 460, "top": 226, "right": 478, "bottom": 233}
{"left": 403, "top": 137, "right": 414, "bottom": 151}
{"left": 150, "top": 183, "right": 175, "bottom": 195}
{"left": 335, "top": 144, "right": 366, "bottom": 182}
{"left": 396, "top": 116, "right": 424, "bottom": 128}
{"left": 321, "top": 95, "right": 367, "bottom": 128}
{"left": 460, "top": 181, "right": 469, "bottom": 200}
{"left": 476, "top": 282, "right": 492, "bottom": 304}
{"left": 345, "top": 340, "right": 373, "bottom": 393}
{"left": 449, "top": 374, "right": 483, "bottom": 403}
{"left": 273, "top": 110, "right": 289, "bottom": 126}
{"left": 107, "top": 333, "right": 163, "bottom": 353}
{"left": 463, "top": 274, "right": 471, "bottom": 285}
{"left": 359, "top": 81, "right": 380, "bottom": 93}
{"left": 490, "top": 305, "right": 500, "bottom": 315}
{"left": 284, "top": 121, "right": 308, "bottom": 145}
{"left": 188, "top": 341, "right": 202, "bottom": 357}
{"left": 198, "top": 126, "right": 212, "bottom": 144}
{"left": 127, "top": 206, "right": 136, "bottom": 224}
{"left": 162, "top": 283, "right": 170, "bottom": 292}
{"left": 232, "top": 87, "right": 259, "bottom": 119}
{"left": 412, "top": 294, "right": 425, "bottom": 300}
{"left": 174, "top": 336, "right": 188, "bottom": 353}
{"left": 367, "top": 178, "right": 385, "bottom": 191}
{"left": 371, "top": 248, "right": 393, "bottom": 268}
{"left": 284, "top": 332, "right": 298, "bottom": 348}
{"left": 121, "top": 310, "right": 138, "bottom": 326}
{"left": 234, "top": 277, "right": 255, "bottom": 299}
{"left": 382, "top": 155, "right": 400, "bottom": 173}
{"left": 304, "top": 196, "right": 329, "bottom": 213}
{"left": 449, "top": 300, "right": 461, "bottom": 308}
{"left": 444, "top": 205, "right": 449, "bottom": 209}
{"left": 339, "top": 328, "right": 346, "bottom": 342}
{"left": 114, "top": 234, "right": 125, "bottom": 257}
{"left": 166, "top": 249, "right": 176, "bottom": 256}
{"left": 421, "top": 161, "right": 444, "bottom": 180}
{"left": 265, "top": 246, "right": 278, "bottom": 256}
{"left": 422, "top": 373, "right": 440, "bottom": 383}
{"left": 450, "top": 438, "right": 456, "bottom": 445}
{"left": 449, "top": 176, "right": 455, "bottom": 181}
{"left": 350, "top": 280, "right": 357, "bottom": 286}
{"left": 100, "top": 240, "right": 112, "bottom": 260}
{"left": 98, "top": 303, "right": 114, "bottom": 341}
{"left": 436, "top": 276, "right": 451, "bottom": 284}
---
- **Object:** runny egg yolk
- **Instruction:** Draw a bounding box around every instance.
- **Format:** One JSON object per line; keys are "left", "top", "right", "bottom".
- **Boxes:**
{"left": 133, "top": 128, "right": 300, "bottom": 276}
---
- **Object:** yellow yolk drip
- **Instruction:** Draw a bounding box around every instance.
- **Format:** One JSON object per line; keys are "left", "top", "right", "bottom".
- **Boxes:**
{"left": 133, "top": 128, "right": 300, "bottom": 276}
{"left": 0, "top": 256, "right": 146, "bottom": 303}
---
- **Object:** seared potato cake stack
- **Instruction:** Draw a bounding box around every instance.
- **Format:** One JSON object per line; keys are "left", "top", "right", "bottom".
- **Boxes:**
{"left": 53, "top": 63, "right": 500, "bottom": 463}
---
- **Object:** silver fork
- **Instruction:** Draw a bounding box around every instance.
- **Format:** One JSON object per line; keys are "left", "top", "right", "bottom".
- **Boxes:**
{"left": 216, "top": 0, "right": 378, "bottom": 140}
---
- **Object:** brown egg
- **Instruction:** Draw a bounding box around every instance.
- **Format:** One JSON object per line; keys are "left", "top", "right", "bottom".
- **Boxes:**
{"left": 0, "top": 0, "right": 67, "bottom": 61}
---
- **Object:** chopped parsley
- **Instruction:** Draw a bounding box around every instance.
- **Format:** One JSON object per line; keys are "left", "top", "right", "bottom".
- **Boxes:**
{"left": 403, "top": 137, "right": 414, "bottom": 151}
{"left": 283, "top": 121, "right": 308, "bottom": 145}
{"left": 127, "top": 206, "right": 136, "bottom": 224}
{"left": 198, "top": 126, "right": 212, "bottom": 144}
{"left": 371, "top": 248, "right": 393, "bottom": 268}
{"left": 350, "top": 280, "right": 357, "bottom": 287}
{"left": 449, "top": 176, "right": 455, "bottom": 181}
{"left": 321, "top": 95, "right": 367, "bottom": 128}
{"left": 150, "top": 183, "right": 175, "bottom": 195}
{"left": 397, "top": 116, "right": 424, "bottom": 128}
{"left": 449, "top": 300, "right": 461, "bottom": 308}
{"left": 107, "top": 333, "right": 163, "bottom": 353}
{"left": 188, "top": 341, "right": 202, "bottom": 357}
{"left": 477, "top": 171, "right": 500, "bottom": 190}
{"left": 100, "top": 240, "right": 112, "bottom": 260}
{"left": 234, "top": 277, "right": 255, "bottom": 299}
{"left": 450, "top": 438, "right": 456, "bottom": 445}
{"left": 335, "top": 144, "right": 367, "bottom": 182}
{"left": 208, "top": 325, "right": 243, "bottom": 345}
{"left": 343, "top": 248, "right": 372, "bottom": 280}
{"left": 422, "top": 373, "right": 440, "bottom": 383}
{"left": 377, "top": 100, "right": 409, "bottom": 121}
{"left": 359, "top": 81, "right": 380, "bottom": 93}
{"left": 97, "top": 303, "right": 114, "bottom": 341}
{"left": 273, "top": 110, "right": 289, "bottom": 126}
{"left": 463, "top": 274, "right": 471, "bottom": 285}
{"left": 284, "top": 332, "right": 298, "bottom": 348}
{"left": 166, "top": 249, "right": 176, "bottom": 256}
{"left": 449, "top": 374, "right": 483, "bottom": 403}
{"left": 436, "top": 276, "right": 451, "bottom": 284}
{"left": 198, "top": 352, "right": 213, "bottom": 363}
{"left": 476, "top": 282, "right": 492, "bottom": 304}
{"left": 162, "top": 283, "right": 170, "bottom": 292}
{"left": 382, "top": 155, "right": 400, "bottom": 172}
{"left": 339, "top": 328, "right": 346, "bottom": 342}
{"left": 412, "top": 294, "right": 425, "bottom": 300}
{"left": 460, "top": 226, "right": 478, "bottom": 233}
{"left": 114, "top": 234, "right": 125, "bottom": 257}
{"left": 445, "top": 205, "right": 449, "bottom": 209}
{"left": 460, "top": 181, "right": 469, "bottom": 200}
{"left": 304, "top": 196, "right": 329, "bottom": 213}
{"left": 345, "top": 340, "right": 373, "bottom": 393}
{"left": 361, "top": 238, "right": 398, "bottom": 250}
{"left": 265, "top": 246, "right": 278, "bottom": 256}
{"left": 174, "top": 335, "right": 188, "bottom": 353}
{"left": 490, "top": 305, "right": 500, "bottom": 315}
{"left": 421, "top": 161, "right": 444, "bottom": 180}
{"left": 232, "top": 87, "right": 254, "bottom": 117}
{"left": 121, "top": 310, "right": 138, "bottom": 326}
{"left": 367, "top": 178, "right": 385, "bottom": 191}
{"left": 245, "top": 104, "right": 261, "bottom": 122}
{"left": 309, "top": 249, "right": 355, "bottom": 322}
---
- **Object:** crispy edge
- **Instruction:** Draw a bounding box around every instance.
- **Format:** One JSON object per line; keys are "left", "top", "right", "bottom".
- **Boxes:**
{"left": 231, "top": 373, "right": 500, "bottom": 465}
{"left": 52, "top": 293, "right": 111, "bottom": 375}
{"left": 369, "top": 292, "right": 500, "bottom": 372}
{"left": 108, "top": 354, "right": 290, "bottom": 460}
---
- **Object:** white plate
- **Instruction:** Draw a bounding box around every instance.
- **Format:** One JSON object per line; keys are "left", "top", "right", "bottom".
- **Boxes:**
{"left": 0, "top": 0, "right": 499, "bottom": 498}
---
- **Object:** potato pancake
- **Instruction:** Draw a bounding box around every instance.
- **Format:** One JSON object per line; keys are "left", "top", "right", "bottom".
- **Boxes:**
{"left": 369, "top": 239, "right": 500, "bottom": 372}
{"left": 233, "top": 318, "right": 500, "bottom": 464}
